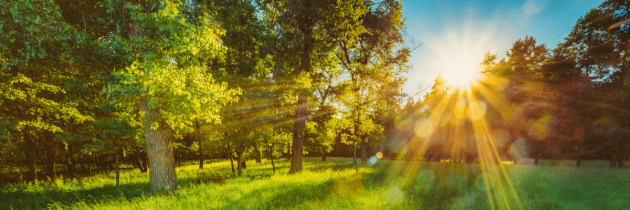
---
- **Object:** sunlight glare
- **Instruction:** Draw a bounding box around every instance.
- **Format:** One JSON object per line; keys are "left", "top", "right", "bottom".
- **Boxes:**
{"left": 441, "top": 54, "right": 482, "bottom": 89}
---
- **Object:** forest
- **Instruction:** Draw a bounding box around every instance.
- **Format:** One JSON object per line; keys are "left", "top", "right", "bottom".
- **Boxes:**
{"left": 1, "top": 0, "right": 630, "bottom": 209}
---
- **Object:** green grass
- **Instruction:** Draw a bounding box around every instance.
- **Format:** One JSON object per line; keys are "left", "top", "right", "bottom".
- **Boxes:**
{"left": 2, "top": 158, "right": 629, "bottom": 210}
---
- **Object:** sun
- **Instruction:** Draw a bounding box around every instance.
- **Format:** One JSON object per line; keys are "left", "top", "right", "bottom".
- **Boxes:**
{"left": 440, "top": 54, "right": 482, "bottom": 89}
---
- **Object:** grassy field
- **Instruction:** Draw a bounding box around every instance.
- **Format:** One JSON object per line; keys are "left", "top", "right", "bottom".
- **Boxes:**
{"left": 1, "top": 157, "right": 629, "bottom": 210}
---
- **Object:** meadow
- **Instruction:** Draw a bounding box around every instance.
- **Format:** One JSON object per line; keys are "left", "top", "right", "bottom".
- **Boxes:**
{"left": 1, "top": 157, "right": 629, "bottom": 210}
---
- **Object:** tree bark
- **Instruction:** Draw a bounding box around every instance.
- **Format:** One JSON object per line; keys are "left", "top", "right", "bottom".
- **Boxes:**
{"left": 141, "top": 98, "right": 178, "bottom": 193}
{"left": 23, "top": 130, "right": 37, "bottom": 182}
{"left": 290, "top": 30, "right": 313, "bottom": 174}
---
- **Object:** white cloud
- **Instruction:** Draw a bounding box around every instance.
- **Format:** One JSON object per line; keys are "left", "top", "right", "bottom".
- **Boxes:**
{"left": 521, "top": 0, "right": 545, "bottom": 16}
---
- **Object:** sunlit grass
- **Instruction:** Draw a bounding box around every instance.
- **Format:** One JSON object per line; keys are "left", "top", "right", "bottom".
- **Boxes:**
{"left": 2, "top": 158, "right": 630, "bottom": 210}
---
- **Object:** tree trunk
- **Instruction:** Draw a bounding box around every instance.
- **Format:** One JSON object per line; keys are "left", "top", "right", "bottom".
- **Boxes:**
{"left": 45, "top": 143, "right": 56, "bottom": 182}
{"left": 617, "top": 150, "right": 626, "bottom": 168}
{"left": 229, "top": 152, "right": 235, "bottom": 174}
{"left": 237, "top": 151, "right": 243, "bottom": 177}
{"left": 242, "top": 159, "right": 247, "bottom": 169}
{"left": 69, "top": 145, "right": 77, "bottom": 175}
{"left": 141, "top": 98, "right": 178, "bottom": 193}
{"left": 270, "top": 150, "right": 275, "bottom": 173}
{"left": 353, "top": 146, "right": 358, "bottom": 173}
{"left": 610, "top": 150, "right": 618, "bottom": 169}
{"left": 534, "top": 141, "right": 540, "bottom": 165}
{"left": 321, "top": 150, "right": 327, "bottom": 162}
{"left": 23, "top": 130, "right": 37, "bottom": 182}
{"left": 136, "top": 152, "right": 147, "bottom": 173}
{"left": 576, "top": 158, "right": 581, "bottom": 167}
{"left": 197, "top": 121, "right": 203, "bottom": 170}
{"left": 286, "top": 143, "right": 291, "bottom": 160}
{"left": 290, "top": 31, "right": 313, "bottom": 174}
{"left": 115, "top": 152, "right": 120, "bottom": 187}
{"left": 107, "top": 156, "right": 114, "bottom": 171}
{"left": 60, "top": 143, "right": 74, "bottom": 178}
{"left": 360, "top": 137, "right": 367, "bottom": 164}
{"left": 95, "top": 155, "right": 100, "bottom": 170}
{"left": 78, "top": 155, "right": 86, "bottom": 171}
{"left": 271, "top": 129, "right": 276, "bottom": 173}
{"left": 87, "top": 155, "right": 92, "bottom": 174}
{"left": 228, "top": 142, "right": 235, "bottom": 174}
{"left": 255, "top": 149, "right": 262, "bottom": 163}
{"left": 141, "top": 152, "right": 149, "bottom": 171}
{"left": 132, "top": 154, "right": 139, "bottom": 168}
{"left": 96, "top": 155, "right": 104, "bottom": 170}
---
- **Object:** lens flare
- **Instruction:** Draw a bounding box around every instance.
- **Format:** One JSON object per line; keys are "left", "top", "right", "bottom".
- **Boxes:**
{"left": 415, "top": 119, "right": 436, "bottom": 137}
{"left": 467, "top": 100, "right": 487, "bottom": 120}
{"left": 453, "top": 100, "right": 467, "bottom": 119}
{"left": 376, "top": 152, "right": 384, "bottom": 159}
{"left": 369, "top": 157, "right": 378, "bottom": 165}
{"left": 386, "top": 187, "right": 404, "bottom": 204}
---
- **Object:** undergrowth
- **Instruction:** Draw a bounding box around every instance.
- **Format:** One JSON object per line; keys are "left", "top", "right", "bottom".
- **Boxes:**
{"left": 1, "top": 158, "right": 630, "bottom": 210}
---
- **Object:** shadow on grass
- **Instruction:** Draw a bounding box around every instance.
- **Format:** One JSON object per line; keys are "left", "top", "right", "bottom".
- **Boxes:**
{"left": 308, "top": 163, "right": 356, "bottom": 172}
{"left": 0, "top": 180, "right": 150, "bottom": 210}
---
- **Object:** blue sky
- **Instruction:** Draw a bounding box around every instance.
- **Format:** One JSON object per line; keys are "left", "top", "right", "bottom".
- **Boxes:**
{"left": 401, "top": 0, "right": 605, "bottom": 101}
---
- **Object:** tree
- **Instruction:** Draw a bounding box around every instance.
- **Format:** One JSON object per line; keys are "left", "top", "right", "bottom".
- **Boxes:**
{"left": 334, "top": 110, "right": 383, "bottom": 172}
{"left": 0, "top": 0, "right": 94, "bottom": 182}
{"left": 104, "top": 0, "right": 238, "bottom": 193}
{"left": 333, "top": 0, "right": 409, "bottom": 164}
{"left": 277, "top": 0, "right": 367, "bottom": 173}
{"left": 559, "top": 0, "right": 630, "bottom": 168}
{"left": 481, "top": 36, "right": 550, "bottom": 164}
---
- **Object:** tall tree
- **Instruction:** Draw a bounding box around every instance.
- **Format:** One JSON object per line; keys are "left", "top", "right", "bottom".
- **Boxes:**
{"left": 104, "top": 0, "right": 238, "bottom": 193}
{"left": 275, "top": 0, "right": 367, "bottom": 173}
{"left": 333, "top": 0, "right": 409, "bottom": 164}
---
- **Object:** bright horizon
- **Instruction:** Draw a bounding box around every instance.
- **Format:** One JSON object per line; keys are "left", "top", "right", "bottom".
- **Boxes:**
{"left": 402, "top": 0, "right": 605, "bottom": 101}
